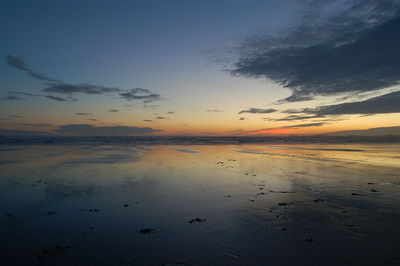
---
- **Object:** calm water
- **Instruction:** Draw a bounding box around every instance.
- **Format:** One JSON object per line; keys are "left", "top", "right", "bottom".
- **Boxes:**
{"left": 1, "top": 143, "right": 400, "bottom": 265}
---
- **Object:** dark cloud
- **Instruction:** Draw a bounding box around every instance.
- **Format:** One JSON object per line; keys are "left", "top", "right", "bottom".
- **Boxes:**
{"left": 45, "top": 95, "right": 77, "bottom": 102}
{"left": 5, "top": 56, "right": 162, "bottom": 102}
{"left": 293, "top": 90, "right": 400, "bottom": 115}
{"left": 6, "top": 55, "right": 59, "bottom": 82}
{"left": 229, "top": 0, "right": 400, "bottom": 103}
{"left": 9, "top": 91, "right": 41, "bottom": 97}
{"left": 119, "top": 88, "right": 161, "bottom": 103}
{"left": 76, "top": 112, "right": 92, "bottom": 116}
{"left": 166, "top": 111, "right": 175, "bottom": 114}
{"left": 108, "top": 109, "right": 119, "bottom": 113}
{"left": 0, "top": 95, "right": 25, "bottom": 101}
{"left": 207, "top": 109, "right": 224, "bottom": 112}
{"left": 143, "top": 119, "right": 153, "bottom": 122}
{"left": 281, "top": 122, "right": 325, "bottom": 128}
{"left": 55, "top": 124, "right": 161, "bottom": 136}
{"left": 238, "top": 108, "right": 277, "bottom": 114}
{"left": 43, "top": 84, "right": 120, "bottom": 94}
{"left": 156, "top": 116, "right": 169, "bottom": 120}
{"left": 266, "top": 114, "right": 324, "bottom": 121}
{"left": 326, "top": 126, "right": 400, "bottom": 136}
{"left": 239, "top": 117, "right": 246, "bottom": 120}
{"left": 88, "top": 118, "right": 98, "bottom": 122}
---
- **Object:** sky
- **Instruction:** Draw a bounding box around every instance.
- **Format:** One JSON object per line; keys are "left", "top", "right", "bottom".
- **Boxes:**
{"left": 1, "top": 0, "right": 400, "bottom": 136}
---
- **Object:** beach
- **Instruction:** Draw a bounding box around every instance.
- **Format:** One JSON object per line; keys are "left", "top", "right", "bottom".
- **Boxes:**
{"left": 1, "top": 142, "right": 400, "bottom": 265}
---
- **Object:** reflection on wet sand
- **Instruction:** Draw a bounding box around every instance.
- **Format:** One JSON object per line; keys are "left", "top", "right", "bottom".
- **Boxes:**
{"left": 1, "top": 144, "right": 400, "bottom": 265}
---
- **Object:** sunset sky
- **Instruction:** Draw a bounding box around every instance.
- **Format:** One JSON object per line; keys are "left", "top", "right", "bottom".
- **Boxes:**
{"left": 1, "top": 0, "right": 400, "bottom": 136}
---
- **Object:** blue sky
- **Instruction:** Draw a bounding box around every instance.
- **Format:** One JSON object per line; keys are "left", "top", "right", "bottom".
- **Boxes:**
{"left": 1, "top": 0, "right": 400, "bottom": 136}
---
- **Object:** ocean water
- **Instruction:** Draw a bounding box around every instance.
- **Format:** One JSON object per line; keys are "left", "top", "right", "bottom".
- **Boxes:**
{"left": 1, "top": 140, "right": 400, "bottom": 265}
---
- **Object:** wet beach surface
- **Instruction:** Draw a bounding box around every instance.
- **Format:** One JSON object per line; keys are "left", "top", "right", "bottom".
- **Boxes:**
{"left": 1, "top": 143, "right": 400, "bottom": 265}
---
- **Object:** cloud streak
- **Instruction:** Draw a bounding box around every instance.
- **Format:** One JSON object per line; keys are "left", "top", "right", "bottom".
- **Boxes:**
{"left": 238, "top": 108, "right": 277, "bottom": 114}
{"left": 291, "top": 90, "right": 400, "bottom": 116}
{"left": 237, "top": 122, "right": 326, "bottom": 135}
{"left": 119, "top": 88, "right": 161, "bottom": 103}
{"left": 6, "top": 55, "right": 59, "bottom": 82}
{"left": 45, "top": 95, "right": 77, "bottom": 102}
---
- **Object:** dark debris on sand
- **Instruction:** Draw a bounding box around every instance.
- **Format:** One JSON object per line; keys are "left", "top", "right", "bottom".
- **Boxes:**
{"left": 313, "top": 198, "right": 325, "bottom": 203}
{"left": 188, "top": 218, "right": 207, "bottom": 224}
{"left": 38, "top": 245, "right": 71, "bottom": 260}
{"left": 278, "top": 202, "right": 293, "bottom": 206}
{"left": 140, "top": 228, "right": 156, "bottom": 234}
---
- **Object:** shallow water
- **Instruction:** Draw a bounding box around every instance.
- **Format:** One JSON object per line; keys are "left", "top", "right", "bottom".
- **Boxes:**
{"left": 1, "top": 143, "right": 400, "bottom": 265}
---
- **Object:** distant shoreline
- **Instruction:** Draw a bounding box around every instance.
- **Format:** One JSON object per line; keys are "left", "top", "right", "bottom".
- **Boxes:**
{"left": 1, "top": 135, "right": 400, "bottom": 145}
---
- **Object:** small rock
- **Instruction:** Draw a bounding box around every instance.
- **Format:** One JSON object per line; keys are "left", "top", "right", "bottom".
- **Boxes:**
{"left": 351, "top": 193, "right": 359, "bottom": 196}
{"left": 304, "top": 238, "right": 314, "bottom": 242}
{"left": 370, "top": 189, "right": 378, "bottom": 192}
{"left": 123, "top": 204, "right": 129, "bottom": 207}
{"left": 280, "top": 227, "right": 287, "bottom": 231}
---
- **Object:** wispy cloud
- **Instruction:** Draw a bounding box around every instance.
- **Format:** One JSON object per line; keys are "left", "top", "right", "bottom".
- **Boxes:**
{"left": 108, "top": 109, "right": 119, "bottom": 113}
{"left": 0, "top": 96, "right": 24, "bottom": 101}
{"left": 17, "top": 123, "right": 53, "bottom": 127}
{"left": 0, "top": 114, "right": 23, "bottom": 120}
{"left": 5, "top": 56, "right": 162, "bottom": 104}
{"left": 237, "top": 122, "right": 326, "bottom": 135}
{"left": 119, "top": 88, "right": 161, "bottom": 103}
{"left": 207, "top": 109, "right": 224, "bottom": 112}
{"left": 156, "top": 116, "right": 169, "bottom": 120}
{"left": 6, "top": 55, "right": 59, "bottom": 82}
{"left": 9, "top": 91, "right": 41, "bottom": 97}
{"left": 326, "top": 126, "right": 400, "bottom": 136}
{"left": 238, "top": 108, "right": 277, "bottom": 114}
{"left": 45, "top": 95, "right": 77, "bottom": 102}
{"left": 288, "top": 90, "right": 400, "bottom": 116}
{"left": 43, "top": 84, "right": 120, "bottom": 94}
{"left": 76, "top": 113, "right": 92, "bottom": 116}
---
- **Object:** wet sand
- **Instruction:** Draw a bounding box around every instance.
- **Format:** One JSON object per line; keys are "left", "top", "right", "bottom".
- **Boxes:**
{"left": 1, "top": 143, "right": 400, "bottom": 265}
